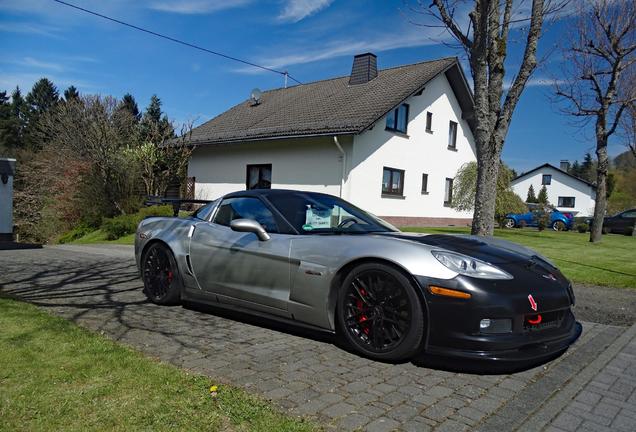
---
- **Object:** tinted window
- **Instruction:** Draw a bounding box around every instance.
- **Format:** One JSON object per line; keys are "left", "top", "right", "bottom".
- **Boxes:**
{"left": 192, "top": 200, "right": 217, "bottom": 221}
{"left": 213, "top": 197, "right": 278, "bottom": 233}
{"left": 267, "top": 193, "right": 396, "bottom": 234}
{"left": 622, "top": 210, "right": 636, "bottom": 218}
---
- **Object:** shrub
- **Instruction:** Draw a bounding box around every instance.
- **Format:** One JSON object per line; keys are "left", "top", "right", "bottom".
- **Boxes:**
{"left": 576, "top": 223, "right": 589, "bottom": 233}
{"left": 58, "top": 225, "right": 94, "bottom": 244}
{"left": 536, "top": 212, "right": 550, "bottom": 231}
{"left": 100, "top": 205, "right": 174, "bottom": 240}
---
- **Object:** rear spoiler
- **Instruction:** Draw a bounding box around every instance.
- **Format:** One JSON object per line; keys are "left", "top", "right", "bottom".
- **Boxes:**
{"left": 145, "top": 196, "right": 212, "bottom": 217}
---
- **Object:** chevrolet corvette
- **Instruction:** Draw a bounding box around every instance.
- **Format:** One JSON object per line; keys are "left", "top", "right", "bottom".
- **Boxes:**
{"left": 135, "top": 189, "right": 582, "bottom": 363}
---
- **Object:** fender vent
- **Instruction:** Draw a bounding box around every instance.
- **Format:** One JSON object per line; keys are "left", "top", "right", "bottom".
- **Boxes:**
{"left": 185, "top": 254, "right": 194, "bottom": 275}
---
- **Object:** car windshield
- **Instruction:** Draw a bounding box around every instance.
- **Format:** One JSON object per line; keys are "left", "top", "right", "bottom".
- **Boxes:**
{"left": 267, "top": 192, "right": 397, "bottom": 234}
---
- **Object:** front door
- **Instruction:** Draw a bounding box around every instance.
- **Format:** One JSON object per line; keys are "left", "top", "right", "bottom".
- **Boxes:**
{"left": 189, "top": 196, "right": 292, "bottom": 314}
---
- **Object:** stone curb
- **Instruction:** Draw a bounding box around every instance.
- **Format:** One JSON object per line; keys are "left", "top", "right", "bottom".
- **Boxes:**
{"left": 518, "top": 321, "right": 636, "bottom": 432}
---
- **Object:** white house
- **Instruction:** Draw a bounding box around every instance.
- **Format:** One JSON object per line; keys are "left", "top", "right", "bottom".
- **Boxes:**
{"left": 186, "top": 53, "right": 477, "bottom": 226}
{"left": 511, "top": 163, "right": 596, "bottom": 217}
{"left": 0, "top": 158, "right": 16, "bottom": 241}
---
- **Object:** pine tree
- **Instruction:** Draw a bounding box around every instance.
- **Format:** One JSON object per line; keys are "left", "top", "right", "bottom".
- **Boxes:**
{"left": 26, "top": 78, "right": 59, "bottom": 115}
{"left": 569, "top": 160, "right": 581, "bottom": 178}
{"left": 526, "top": 184, "right": 537, "bottom": 203}
{"left": 63, "top": 86, "right": 80, "bottom": 102}
{"left": 0, "top": 91, "right": 12, "bottom": 151}
{"left": 581, "top": 152, "right": 595, "bottom": 183}
{"left": 118, "top": 93, "right": 140, "bottom": 121}
{"left": 537, "top": 185, "right": 549, "bottom": 205}
{"left": 141, "top": 94, "right": 174, "bottom": 142}
{"left": 25, "top": 78, "right": 59, "bottom": 150}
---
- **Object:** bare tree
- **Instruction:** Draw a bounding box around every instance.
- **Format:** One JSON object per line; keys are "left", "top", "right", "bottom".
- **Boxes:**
{"left": 617, "top": 66, "right": 636, "bottom": 158}
{"left": 411, "top": 0, "right": 565, "bottom": 235}
{"left": 554, "top": 0, "right": 636, "bottom": 242}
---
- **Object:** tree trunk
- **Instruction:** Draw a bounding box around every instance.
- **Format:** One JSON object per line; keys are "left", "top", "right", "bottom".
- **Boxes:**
{"left": 471, "top": 146, "right": 501, "bottom": 235}
{"left": 590, "top": 136, "right": 609, "bottom": 243}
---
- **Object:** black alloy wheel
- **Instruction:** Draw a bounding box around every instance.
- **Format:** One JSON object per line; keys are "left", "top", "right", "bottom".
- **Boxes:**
{"left": 142, "top": 243, "right": 182, "bottom": 305}
{"left": 337, "top": 263, "right": 424, "bottom": 362}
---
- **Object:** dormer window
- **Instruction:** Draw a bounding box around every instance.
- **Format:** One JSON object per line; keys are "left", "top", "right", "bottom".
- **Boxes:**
{"left": 386, "top": 104, "right": 409, "bottom": 134}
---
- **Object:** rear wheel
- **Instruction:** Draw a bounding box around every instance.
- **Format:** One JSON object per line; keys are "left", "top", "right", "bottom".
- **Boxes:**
{"left": 142, "top": 243, "right": 182, "bottom": 305}
{"left": 503, "top": 218, "right": 516, "bottom": 229}
{"left": 552, "top": 220, "right": 566, "bottom": 231}
{"left": 337, "top": 263, "right": 424, "bottom": 362}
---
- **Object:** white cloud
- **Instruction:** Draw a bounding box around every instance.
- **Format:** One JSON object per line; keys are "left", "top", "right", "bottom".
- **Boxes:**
{"left": 0, "top": 71, "right": 96, "bottom": 92}
{"left": 237, "top": 27, "right": 450, "bottom": 73}
{"left": 16, "top": 57, "right": 65, "bottom": 72}
{"left": 149, "top": 0, "right": 252, "bottom": 14}
{"left": 278, "top": 0, "right": 334, "bottom": 22}
{"left": 0, "top": 21, "right": 62, "bottom": 37}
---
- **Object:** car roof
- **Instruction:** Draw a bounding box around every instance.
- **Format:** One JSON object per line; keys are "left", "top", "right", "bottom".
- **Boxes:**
{"left": 223, "top": 189, "right": 339, "bottom": 200}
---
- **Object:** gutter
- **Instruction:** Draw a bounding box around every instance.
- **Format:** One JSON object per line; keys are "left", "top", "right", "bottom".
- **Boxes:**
{"left": 333, "top": 136, "right": 346, "bottom": 198}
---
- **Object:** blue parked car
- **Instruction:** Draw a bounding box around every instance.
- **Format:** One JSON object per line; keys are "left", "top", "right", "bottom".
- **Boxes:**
{"left": 503, "top": 203, "right": 574, "bottom": 231}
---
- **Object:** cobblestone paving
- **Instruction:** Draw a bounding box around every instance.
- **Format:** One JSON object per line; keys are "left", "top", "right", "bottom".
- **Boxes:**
{"left": 0, "top": 245, "right": 632, "bottom": 431}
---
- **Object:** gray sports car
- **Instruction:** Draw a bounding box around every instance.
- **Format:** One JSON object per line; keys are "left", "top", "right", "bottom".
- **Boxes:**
{"left": 135, "top": 189, "right": 582, "bottom": 364}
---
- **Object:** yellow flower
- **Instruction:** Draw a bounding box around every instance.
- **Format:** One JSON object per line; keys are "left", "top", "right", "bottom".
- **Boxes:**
{"left": 209, "top": 385, "right": 218, "bottom": 393}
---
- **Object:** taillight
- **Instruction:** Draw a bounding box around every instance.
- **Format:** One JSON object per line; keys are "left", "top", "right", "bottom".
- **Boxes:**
{"left": 563, "top": 213, "right": 573, "bottom": 219}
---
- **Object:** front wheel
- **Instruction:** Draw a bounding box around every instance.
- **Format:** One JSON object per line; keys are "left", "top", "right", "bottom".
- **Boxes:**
{"left": 141, "top": 243, "right": 182, "bottom": 305}
{"left": 552, "top": 220, "right": 566, "bottom": 231}
{"left": 503, "top": 218, "right": 516, "bottom": 229}
{"left": 337, "top": 263, "right": 424, "bottom": 362}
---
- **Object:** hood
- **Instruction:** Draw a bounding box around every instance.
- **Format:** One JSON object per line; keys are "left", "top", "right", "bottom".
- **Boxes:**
{"left": 378, "top": 232, "right": 547, "bottom": 266}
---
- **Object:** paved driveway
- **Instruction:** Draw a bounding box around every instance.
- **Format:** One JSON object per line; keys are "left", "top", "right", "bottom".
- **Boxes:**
{"left": 0, "top": 245, "right": 633, "bottom": 432}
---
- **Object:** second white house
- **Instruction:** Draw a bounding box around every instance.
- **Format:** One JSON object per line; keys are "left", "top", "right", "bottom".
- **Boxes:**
{"left": 186, "top": 53, "right": 477, "bottom": 226}
{"left": 511, "top": 162, "right": 597, "bottom": 217}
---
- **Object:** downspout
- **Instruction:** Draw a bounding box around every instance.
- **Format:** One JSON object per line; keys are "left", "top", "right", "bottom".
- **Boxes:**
{"left": 333, "top": 136, "right": 346, "bottom": 198}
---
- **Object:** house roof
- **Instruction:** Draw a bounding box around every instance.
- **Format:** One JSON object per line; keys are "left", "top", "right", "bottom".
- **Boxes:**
{"left": 185, "top": 57, "right": 474, "bottom": 146}
{"left": 512, "top": 163, "right": 597, "bottom": 189}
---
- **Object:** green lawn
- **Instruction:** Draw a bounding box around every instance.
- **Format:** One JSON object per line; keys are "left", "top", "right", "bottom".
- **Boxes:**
{"left": 404, "top": 227, "right": 636, "bottom": 289}
{"left": 69, "top": 225, "right": 635, "bottom": 289}
{"left": 71, "top": 229, "right": 136, "bottom": 245}
{"left": 0, "top": 297, "right": 317, "bottom": 432}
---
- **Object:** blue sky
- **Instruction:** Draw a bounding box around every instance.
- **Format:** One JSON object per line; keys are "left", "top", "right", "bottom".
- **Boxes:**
{"left": 0, "top": 0, "right": 626, "bottom": 172}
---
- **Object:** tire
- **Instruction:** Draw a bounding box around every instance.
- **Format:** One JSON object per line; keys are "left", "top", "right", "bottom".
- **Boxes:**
{"left": 552, "top": 220, "right": 566, "bottom": 231}
{"left": 141, "top": 242, "right": 182, "bottom": 305}
{"left": 337, "top": 263, "right": 424, "bottom": 362}
{"left": 503, "top": 218, "right": 516, "bottom": 229}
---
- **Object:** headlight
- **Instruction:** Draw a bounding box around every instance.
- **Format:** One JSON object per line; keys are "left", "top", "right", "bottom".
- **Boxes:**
{"left": 431, "top": 250, "right": 513, "bottom": 280}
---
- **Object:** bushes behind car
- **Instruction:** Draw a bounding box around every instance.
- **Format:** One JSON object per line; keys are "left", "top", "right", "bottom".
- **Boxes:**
{"left": 101, "top": 205, "right": 174, "bottom": 240}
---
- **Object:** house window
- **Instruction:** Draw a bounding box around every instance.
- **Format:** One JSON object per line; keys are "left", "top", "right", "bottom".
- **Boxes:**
{"left": 385, "top": 104, "right": 409, "bottom": 134}
{"left": 246, "top": 164, "right": 272, "bottom": 190}
{"left": 558, "top": 196, "right": 575, "bottom": 208}
{"left": 542, "top": 174, "right": 552, "bottom": 185}
{"left": 448, "top": 120, "right": 458, "bottom": 150}
{"left": 425, "top": 112, "right": 433, "bottom": 133}
{"left": 444, "top": 178, "right": 453, "bottom": 207}
{"left": 382, "top": 167, "right": 404, "bottom": 196}
{"left": 421, "top": 173, "right": 429, "bottom": 194}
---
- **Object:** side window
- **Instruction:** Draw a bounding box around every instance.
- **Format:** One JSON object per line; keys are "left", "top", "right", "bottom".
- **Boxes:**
{"left": 622, "top": 211, "right": 636, "bottom": 218}
{"left": 421, "top": 173, "right": 429, "bottom": 194}
{"left": 246, "top": 164, "right": 272, "bottom": 190}
{"left": 425, "top": 112, "right": 433, "bottom": 133}
{"left": 213, "top": 197, "right": 278, "bottom": 233}
{"left": 542, "top": 174, "right": 552, "bottom": 185}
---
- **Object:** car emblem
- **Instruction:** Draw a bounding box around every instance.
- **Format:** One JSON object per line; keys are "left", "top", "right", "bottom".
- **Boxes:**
{"left": 542, "top": 273, "right": 557, "bottom": 281}
{"left": 528, "top": 294, "right": 538, "bottom": 311}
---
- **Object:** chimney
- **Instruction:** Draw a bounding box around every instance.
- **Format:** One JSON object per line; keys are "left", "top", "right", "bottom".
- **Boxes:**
{"left": 560, "top": 160, "right": 570, "bottom": 171}
{"left": 349, "top": 53, "right": 378, "bottom": 85}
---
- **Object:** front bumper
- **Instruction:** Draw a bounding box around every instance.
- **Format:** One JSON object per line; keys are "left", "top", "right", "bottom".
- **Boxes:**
{"left": 415, "top": 273, "right": 582, "bottom": 363}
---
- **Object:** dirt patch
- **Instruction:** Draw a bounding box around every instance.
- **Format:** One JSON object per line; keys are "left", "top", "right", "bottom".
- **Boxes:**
{"left": 573, "top": 284, "right": 636, "bottom": 326}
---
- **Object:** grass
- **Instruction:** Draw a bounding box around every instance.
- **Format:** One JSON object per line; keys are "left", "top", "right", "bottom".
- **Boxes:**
{"left": 67, "top": 223, "right": 634, "bottom": 288}
{"left": 403, "top": 227, "right": 636, "bottom": 289}
{"left": 70, "top": 229, "right": 136, "bottom": 245}
{"left": 0, "top": 297, "right": 317, "bottom": 432}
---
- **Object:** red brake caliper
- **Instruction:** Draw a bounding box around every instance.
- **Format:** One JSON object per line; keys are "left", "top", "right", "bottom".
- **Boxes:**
{"left": 167, "top": 271, "right": 174, "bottom": 283}
{"left": 356, "top": 288, "right": 370, "bottom": 335}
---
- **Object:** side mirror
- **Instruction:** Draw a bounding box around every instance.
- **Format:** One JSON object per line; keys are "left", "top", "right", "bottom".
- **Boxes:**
{"left": 230, "top": 218, "right": 271, "bottom": 241}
